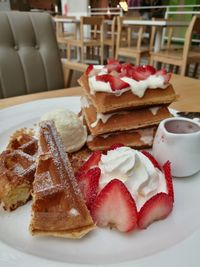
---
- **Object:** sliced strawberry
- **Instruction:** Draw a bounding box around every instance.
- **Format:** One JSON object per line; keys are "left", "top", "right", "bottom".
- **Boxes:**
{"left": 138, "top": 192, "right": 173, "bottom": 229}
{"left": 132, "top": 66, "right": 149, "bottom": 81}
{"left": 156, "top": 69, "right": 167, "bottom": 75}
{"left": 96, "top": 75, "right": 129, "bottom": 91}
{"left": 163, "top": 73, "right": 171, "bottom": 84}
{"left": 77, "top": 150, "right": 102, "bottom": 176}
{"left": 77, "top": 167, "right": 101, "bottom": 209}
{"left": 144, "top": 65, "right": 156, "bottom": 75}
{"left": 141, "top": 151, "right": 162, "bottom": 171}
{"left": 104, "top": 63, "right": 122, "bottom": 73}
{"left": 86, "top": 65, "right": 94, "bottom": 76}
{"left": 156, "top": 69, "right": 171, "bottom": 84}
{"left": 120, "top": 63, "right": 134, "bottom": 77}
{"left": 96, "top": 74, "right": 111, "bottom": 83}
{"left": 163, "top": 161, "right": 174, "bottom": 202}
{"left": 109, "top": 76, "right": 129, "bottom": 91}
{"left": 107, "top": 59, "right": 120, "bottom": 65}
{"left": 104, "top": 59, "right": 122, "bottom": 73}
{"left": 91, "top": 179, "right": 138, "bottom": 232}
{"left": 131, "top": 65, "right": 156, "bottom": 81}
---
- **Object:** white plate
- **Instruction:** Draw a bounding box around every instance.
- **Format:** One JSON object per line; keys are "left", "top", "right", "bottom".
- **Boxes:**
{"left": 0, "top": 97, "right": 200, "bottom": 267}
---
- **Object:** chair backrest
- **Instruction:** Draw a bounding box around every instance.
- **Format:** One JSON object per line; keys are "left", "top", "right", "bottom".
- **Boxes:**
{"left": 80, "top": 16, "right": 104, "bottom": 42}
{"left": 0, "top": 11, "right": 64, "bottom": 98}
{"left": 116, "top": 16, "right": 144, "bottom": 51}
{"left": 55, "top": 15, "right": 76, "bottom": 38}
{"left": 104, "top": 16, "right": 117, "bottom": 40}
{"left": 150, "top": 18, "right": 174, "bottom": 51}
{"left": 183, "top": 15, "right": 200, "bottom": 62}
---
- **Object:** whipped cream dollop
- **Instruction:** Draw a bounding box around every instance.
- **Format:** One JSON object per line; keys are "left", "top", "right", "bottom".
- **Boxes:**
{"left": 40, "top": 108, "right": 87, "bottom": 153}
{"left": 88, "top": 66, "right": 168, "bottom": 97}
{"left": 98, "top": 147, "right": 167, "bottom": 210}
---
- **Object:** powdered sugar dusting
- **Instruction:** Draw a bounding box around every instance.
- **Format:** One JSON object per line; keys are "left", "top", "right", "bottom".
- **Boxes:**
{"left": 37, "top": 121, "right": 84, "bottom": 202}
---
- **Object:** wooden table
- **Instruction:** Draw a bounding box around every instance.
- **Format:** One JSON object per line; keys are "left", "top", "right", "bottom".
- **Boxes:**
{"left": 0, "top": 74, "right": 199, "bottom": 112}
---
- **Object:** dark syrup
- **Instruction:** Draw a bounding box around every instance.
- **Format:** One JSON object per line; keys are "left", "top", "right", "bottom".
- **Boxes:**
{"left": 165, "top": 120, "right": 200, "bottom": 134}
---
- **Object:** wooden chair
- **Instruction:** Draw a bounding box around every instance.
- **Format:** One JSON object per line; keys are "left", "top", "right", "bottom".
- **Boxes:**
{"left": 55, "top": 15, "right": 77, "bottom": 41}
{"left": 67, "top": 16, "right": 104, "bottom": 64}
{"left": 115, "top": 16, "right": 150, "bottom": 65}
{"left": 62, "top": 59, "right": 88, "bottom": 87}
{"left": 150, "top": 15, "right": 200, "bottom": 76}
{"left": 103, "top": 16, "right": 117, "bottom": 58}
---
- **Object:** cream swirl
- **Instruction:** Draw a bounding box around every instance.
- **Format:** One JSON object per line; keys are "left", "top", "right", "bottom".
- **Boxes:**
{"left": 98, "top": 147, "right": 167, "bottom": 210}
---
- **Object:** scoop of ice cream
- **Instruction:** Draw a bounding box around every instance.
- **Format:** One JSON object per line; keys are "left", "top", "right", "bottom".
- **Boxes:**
{"left": 40, "top": 108, "right": 87, "bottom": 153}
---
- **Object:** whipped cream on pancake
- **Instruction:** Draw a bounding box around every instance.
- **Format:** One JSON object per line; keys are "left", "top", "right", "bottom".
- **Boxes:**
{"left": 149, "top": 106, "right": 161, "bottom": 115}
{"left": 88, "top": 65, "right": 169, "bottom": 97}
{"left": 98, "top": 146, "right": 167, "bottom": 210}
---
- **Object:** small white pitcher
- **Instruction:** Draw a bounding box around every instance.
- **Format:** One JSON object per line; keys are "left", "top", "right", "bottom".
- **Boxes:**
{"left": 152, "top": 117, "right": 200, "bottom": 177}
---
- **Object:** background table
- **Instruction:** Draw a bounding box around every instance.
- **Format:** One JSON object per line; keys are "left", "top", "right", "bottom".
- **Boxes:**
{"left": 123, "top": 20, "right": 188, "bottom": 52}
{"left": 0, "top": 74, "right": 199, "bottom": 112}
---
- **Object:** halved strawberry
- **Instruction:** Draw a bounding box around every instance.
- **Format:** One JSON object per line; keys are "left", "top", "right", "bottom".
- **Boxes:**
{"left": 77, "top": 150, "right": 102, "bottom": 176}
{"left": 138, "top": 192, "right": 173, "bottom": 229}
{"left": 156, "top": 69, "right": 171, "bottom": 84}
{"left": 163, "top": 161, "right": 174, "bottom": 202}
{"left": 91, "top": 179, "right": 138, "bottom": 232}
{"left": 86, "top": 65, "right": 94, "bottom": 76}
{"left": 109, "top": 76, "right": 129, "bottom": 91}
{"left": 77, "top": 167, "right": 101, "bottom": 209}
{"left": 142, "top": 151, "right": 162, "bottom": 171}
{"left": 96, "top": 75, "right": 129, "bottom": 91}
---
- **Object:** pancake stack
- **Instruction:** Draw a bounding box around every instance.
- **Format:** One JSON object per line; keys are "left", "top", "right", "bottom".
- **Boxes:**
{"left": 78, "top": 61, "right": 177, "bottom": 151}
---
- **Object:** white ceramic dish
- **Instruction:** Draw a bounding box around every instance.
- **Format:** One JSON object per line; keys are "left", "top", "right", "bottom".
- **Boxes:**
{"left": 0, "top": 97, "right": 199, "bottom": 267}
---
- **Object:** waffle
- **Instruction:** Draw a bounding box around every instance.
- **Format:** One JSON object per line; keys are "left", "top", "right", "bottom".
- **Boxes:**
{"left": 82, "top": 97, "right": 172, "bottom": 136}
{"left": 7, "top": 128, "right": 38, "bottom": 156}
{"left": 0, "top": 149, "right": 36, "bottom": 211}
{"left": 78, "top": 74, "right": 177, "bottom": 114}
{"left": 29, "top": 120, "right": 95, "bottom": 238}
{"left": 87, "top": 126, "right": 157, "bottom": 151}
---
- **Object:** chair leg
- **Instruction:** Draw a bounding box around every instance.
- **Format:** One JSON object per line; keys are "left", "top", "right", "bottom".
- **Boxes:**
{"left": 180, "top": 64, "right": 187, "bottom": 76}
{"left": 193, "top": 63, "right": 199, "bottom": 78}
{"left": 101, "top": 45, "right": 104, "bottom": 65}
{"left": 150, "top": 56, "right": 154, "bottom": 66}
{"left": 81, "top": 46, "right": 84, "bottom": 63}
{"left": 67, "top": 44, "right": 71, "bottom": 60}
{"left": 111, "top": 45, "right": 115, "bottom": 58}
{"left": 135, "top": 55, "right": 141, "bottom": 65}
{"left": 86, "top": 47, "right": 90, "bottom": 61}
{"left": 174, "top": 65, "right": 179, "bottom": 74}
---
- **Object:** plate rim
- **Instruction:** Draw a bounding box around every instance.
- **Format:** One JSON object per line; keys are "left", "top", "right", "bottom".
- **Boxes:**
{"left": 0, "top": 97, "right": 199, "bottom": 267}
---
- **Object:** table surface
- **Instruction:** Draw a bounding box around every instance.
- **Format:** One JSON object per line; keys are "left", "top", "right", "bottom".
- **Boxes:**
{"left": 123, "top": 20, "right": 188, "bottom": 27}
{"left": 0, "top": 74, "right": 199, "bottom": 111}
{"left": 53, "top": 17, "right": 188, "bottom": 27}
